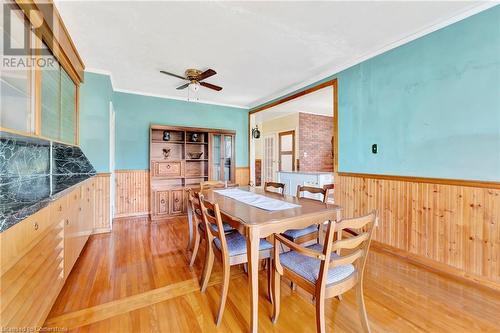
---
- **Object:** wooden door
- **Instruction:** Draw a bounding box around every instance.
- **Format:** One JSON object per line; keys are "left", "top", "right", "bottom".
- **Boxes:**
{"left": 278, "top": 130, "right": 295, "bottom": 172}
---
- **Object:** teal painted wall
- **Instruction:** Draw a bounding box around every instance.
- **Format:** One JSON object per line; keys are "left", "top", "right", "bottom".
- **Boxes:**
{"left": 79, "top": 72, "right": 112, "bottom": 172}
{"left": 255, "top": 6, "right": 500, "bottom": 181}
{"left": 113, "top": 92, "right": 249, "bottom": 170}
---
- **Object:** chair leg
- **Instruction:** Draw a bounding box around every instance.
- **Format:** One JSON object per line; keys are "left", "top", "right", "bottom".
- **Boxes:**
{"left": 315, "top": 293, "right": 326, "bottom": 333}
{"left": 216, "top": 261, "right": 230, "bottom": 326}
{"left": 271, "top": 264, "right": 281, "bottom": 323}
{"left": 267, "top": 258, "right": 273, "bottom": 303}
{"left": 291, "top": 281, "right": 297, "bottom": 291}
{"left": 189, "top": 228, "right": 201, "bottom": 267}
{"left": 337, "top": 294, "right": 343, "bottom": 301}
{"left": 356, "top": 282, "right": 371, "bottom": 333}
{"left": 243, "top": 263, "right": 248, "bottom": 274}
{"left": 200, "top": 242, "right": 214, "bottom": 292}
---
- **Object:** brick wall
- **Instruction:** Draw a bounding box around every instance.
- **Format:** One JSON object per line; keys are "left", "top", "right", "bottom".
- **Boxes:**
{"left": 298, "top": 113, "right": 334, "bottom": 172}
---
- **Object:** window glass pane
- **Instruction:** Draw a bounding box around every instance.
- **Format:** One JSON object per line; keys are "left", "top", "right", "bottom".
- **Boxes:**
{"left": 280, "top": 134, "right": 293, "bottom": 151}
{"left": 281, "top": 155, "right": 293, "bottom": 172}
{"left": 0, "top": 6, "right": 32, "bottom": 132}
{"left": 41, "top": 44, "right": 61, "bottom": 140}
{"left": 60, "top": 69, "right": 76, "bottom": 143}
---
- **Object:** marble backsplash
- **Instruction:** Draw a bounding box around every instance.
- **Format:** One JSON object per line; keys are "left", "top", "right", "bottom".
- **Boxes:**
{"left": 0, "top": 131, "right": 96, "bottom": 232}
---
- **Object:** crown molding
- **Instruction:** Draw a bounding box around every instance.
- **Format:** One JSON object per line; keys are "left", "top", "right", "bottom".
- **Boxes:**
{"left": 249, "top": 2, "right": 499, "bottom": 109}
{"left": 113, "top": 88, "right": 249, "bottom": 109}
{"left": 84, "top": 68, "right": 248, "bottom": 109}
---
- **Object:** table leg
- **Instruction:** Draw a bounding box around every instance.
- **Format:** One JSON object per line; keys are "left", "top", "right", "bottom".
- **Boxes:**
{"left": 246, "top": 227, "right": 260, "bottom": 333}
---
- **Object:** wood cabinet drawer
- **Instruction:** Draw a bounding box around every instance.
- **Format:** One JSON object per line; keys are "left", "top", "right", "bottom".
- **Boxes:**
{"left": 152, "top": 161, "right": 184, "bottom": 178}
{"left": 155, "top": 191, "right": 170, "bottom": 215}
{"left": 170, "top": 190, "right": 184, "bottom": 215}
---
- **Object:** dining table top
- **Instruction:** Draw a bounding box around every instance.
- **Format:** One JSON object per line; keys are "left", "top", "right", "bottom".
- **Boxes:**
{"left": 202, "top": 186, "right": 342, "bottom": 227}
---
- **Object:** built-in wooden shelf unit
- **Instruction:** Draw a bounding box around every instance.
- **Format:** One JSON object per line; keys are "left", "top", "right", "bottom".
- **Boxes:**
{"left": 149, "top": 125, "right": 236, "bottom": 220}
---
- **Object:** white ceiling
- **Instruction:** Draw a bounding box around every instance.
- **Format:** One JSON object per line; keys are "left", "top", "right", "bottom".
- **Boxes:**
{"left": 253, "top": 86, "right": 333, "bottom": 123}
{"left": 55, "top": 1, "right": 493, "bottom": 108}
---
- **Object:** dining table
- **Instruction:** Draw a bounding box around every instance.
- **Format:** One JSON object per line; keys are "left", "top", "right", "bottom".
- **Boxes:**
{"left": 202, "top": 186, "right": 342, "bottom": 333}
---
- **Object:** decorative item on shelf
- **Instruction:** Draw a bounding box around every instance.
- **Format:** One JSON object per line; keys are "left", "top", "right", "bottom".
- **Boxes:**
{"left": 191, "top": 133, "right": 199, "bottom": 142}
{"left": 252, "top": 126, "right": 261, "bottom": 139}
{"left": 187, "top": 152, "right": 203, "bottom": 159}
{"left": 162, "top": 148, "right": 171, "bottom": 159}
{"left": 163, "top": 131, "right": 171, "bottom": 141}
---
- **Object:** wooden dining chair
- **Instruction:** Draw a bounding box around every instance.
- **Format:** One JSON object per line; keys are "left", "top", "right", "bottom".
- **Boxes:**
{"left": 264, "top": 182, "right": 286, "bottom": 196}
{"left": 271, "top": 211, "right": 378, "bottom": 333}
{"left": 281, "top": 185, "right": 328, "bottom": 244}
{"left": 198, "top": 194, "right": 274, "bottom": 326}
{"left": 187, "top": 188, "right": 234, "bottom": 267}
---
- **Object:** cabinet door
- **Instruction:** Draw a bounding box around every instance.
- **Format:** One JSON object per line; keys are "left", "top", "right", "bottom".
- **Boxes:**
{"left": 155, "top": 191, "right": 169, "bottom": 215}
{"left": 222, "top": 135, "right": 235, "bottom": 182}
{"left": 170, "top": 190, "right": 184, "bottom": 215}
{"left": 210, "top": 134, "right": 222, "bottom": 181}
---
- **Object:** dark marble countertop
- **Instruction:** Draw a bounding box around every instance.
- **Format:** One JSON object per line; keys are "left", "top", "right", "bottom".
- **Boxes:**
{"left": 0, "top": 173, "right": 95, "bottom": 233}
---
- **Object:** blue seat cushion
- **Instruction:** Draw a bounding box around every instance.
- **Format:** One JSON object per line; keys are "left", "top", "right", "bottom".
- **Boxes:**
{"left": 214, "top": 232, "right": 273, "bottom": 257}
{"left": 279, "top": 243, "right": 355, "bottom": 286}
{"left": 283, "top": 225, "right": 318, "bottom": 239}
{"left": 199, "top": 222, "right": 234, "bottom": 233}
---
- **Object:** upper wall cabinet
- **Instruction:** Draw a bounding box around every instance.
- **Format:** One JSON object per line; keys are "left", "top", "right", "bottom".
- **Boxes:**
{"left": 0, "top": 4, "right": 34, "bottom": 133}
{"left": 41, "top": 44, "right": 77, "bottom": 144}
{"left": 0, "top": 1, "right": 84, "bottom": 145}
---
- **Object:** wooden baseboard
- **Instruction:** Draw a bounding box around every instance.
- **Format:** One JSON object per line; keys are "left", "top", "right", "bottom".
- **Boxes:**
{"left": 92, "top": 227, "right": 111, "bottom": 235}
{"left": 372, "top": 241, "right": 500, "bottom": 293}
{"left": 113, "top": 212, "right": 150, "bottom": 220}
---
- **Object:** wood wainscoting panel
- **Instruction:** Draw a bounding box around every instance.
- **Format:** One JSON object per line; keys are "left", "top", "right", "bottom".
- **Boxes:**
{"left": 93, "top": 173, "right": 111, "bottom": 233}
{"left": 115, "top": 170, "right": 150, "bottom": 218}
{"left": 336, "top": 174, "right": 500, "bottom": 290}
{"left": 235, "top": 167, "right": 250, "bottom": 186}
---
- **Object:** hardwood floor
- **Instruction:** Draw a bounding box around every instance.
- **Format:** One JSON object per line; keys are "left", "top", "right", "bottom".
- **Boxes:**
{"left": 45, "top": 217, "right": 500, "bottom": 332}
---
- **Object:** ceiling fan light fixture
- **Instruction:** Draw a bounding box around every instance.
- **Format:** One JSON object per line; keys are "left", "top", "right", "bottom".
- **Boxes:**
{"left": 189, "top": 81, "right": 200, "bottom": 92}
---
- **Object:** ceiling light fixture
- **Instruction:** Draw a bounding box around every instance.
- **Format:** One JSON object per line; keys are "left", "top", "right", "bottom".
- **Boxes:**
{"left": 189, "top": 80, "right": 200, "bottom": 92}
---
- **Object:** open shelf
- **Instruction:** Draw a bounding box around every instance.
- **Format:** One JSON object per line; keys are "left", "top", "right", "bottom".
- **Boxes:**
{"left": 151, "top": 140, "right": 184, "bottom": 144}
{"left": 186, "top": 142, "right": 208, "bottom": 145}
{"left": 186, "top": 159, "right": 208, "bottom": 162}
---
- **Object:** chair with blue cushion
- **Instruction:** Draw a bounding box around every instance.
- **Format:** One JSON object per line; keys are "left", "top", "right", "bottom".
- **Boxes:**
{"left": 186, "top": 189, "right": 234, "bottom": 267}
{"left": 198, "top": 194, "right": 273, "bottom": 326}
{"left": 272, "top": 211, "right": 378, "bottom": 333}
{"left": 282, "top": 185, "right": 328, "bottom": 245}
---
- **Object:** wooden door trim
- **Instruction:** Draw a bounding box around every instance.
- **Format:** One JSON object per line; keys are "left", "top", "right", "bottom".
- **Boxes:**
{"left": 278, "top": 130, "right": 295, "bottom": 171}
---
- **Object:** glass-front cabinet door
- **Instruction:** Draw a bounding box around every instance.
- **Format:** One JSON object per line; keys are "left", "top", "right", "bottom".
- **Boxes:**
{"left": 211, "top": 134, "right": 222, "bottom": 181}
{"left": 209, "top": 133, "right": 235, "bottom": 182}
{"left": 223, "top": 135, "right": 233, "bottom": 181}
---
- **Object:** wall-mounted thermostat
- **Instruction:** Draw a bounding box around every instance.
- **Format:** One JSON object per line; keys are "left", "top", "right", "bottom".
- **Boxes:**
{"left": 372, "top": 144, "right": 378, "bottom": 154}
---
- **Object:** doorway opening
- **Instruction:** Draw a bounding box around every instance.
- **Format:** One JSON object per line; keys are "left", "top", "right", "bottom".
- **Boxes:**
{"left": 249, "top": 80, "right": 337, "bottom": 195}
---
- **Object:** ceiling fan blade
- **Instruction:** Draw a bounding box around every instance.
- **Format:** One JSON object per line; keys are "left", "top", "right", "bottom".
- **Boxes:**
{"left": 160, "top": 70, "right": 187, "bottom": 80}
{"left": 176, "top": 83, "right": 190, "bottom": 90}
{"left": 200, "top": 82, "right": 223, "bottom": 91}
{"left": 197, "top": 69, "right": 216, "bottom": 81}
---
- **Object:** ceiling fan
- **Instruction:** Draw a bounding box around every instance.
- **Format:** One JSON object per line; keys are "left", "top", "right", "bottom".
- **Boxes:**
{"left": 160, "top": 68, "right": 222, "bottom": 92}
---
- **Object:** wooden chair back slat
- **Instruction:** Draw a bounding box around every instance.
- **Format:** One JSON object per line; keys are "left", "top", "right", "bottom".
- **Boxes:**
{"left": 331, "top": 233, "right": 370, "bottom": 251}
{"left": 330, "top": 249, "right": 364, "bottom": 267}
{"left": 264, "top": 182, "right": 285, "bottom": 196}
{"left": 187, "top": 188, "right": 203, "bottom": 222}
{"left": 200, "top": 181, "right": 227, "bottom": 191}
{"left": 296, "top": 185, "right": 328, "bottom": 203}
{"left": 199, "top": 195, "right": 225, "bottom": 239}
